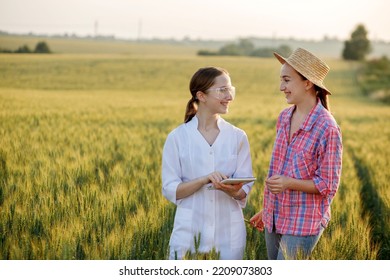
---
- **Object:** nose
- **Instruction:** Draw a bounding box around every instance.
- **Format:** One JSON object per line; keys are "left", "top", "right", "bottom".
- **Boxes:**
{"left": 279, "top": 81, "right": 286, "bottom": 92}
{"left": 223, "top": 90, "right": 234, "bottom": 101}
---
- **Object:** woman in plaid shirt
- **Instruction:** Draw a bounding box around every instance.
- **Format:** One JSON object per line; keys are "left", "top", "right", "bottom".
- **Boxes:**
{"left": 250, "top": 48, "right": 343, "bottom": 260}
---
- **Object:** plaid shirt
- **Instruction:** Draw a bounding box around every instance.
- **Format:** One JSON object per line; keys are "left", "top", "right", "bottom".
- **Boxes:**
{"left": 262, "top": 100, "right": 342, "bottom": 236}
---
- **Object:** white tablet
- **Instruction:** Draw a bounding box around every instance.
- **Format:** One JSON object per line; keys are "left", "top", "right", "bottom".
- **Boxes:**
{"left": 221, "top": 177, "right": 256, "bottom": 185}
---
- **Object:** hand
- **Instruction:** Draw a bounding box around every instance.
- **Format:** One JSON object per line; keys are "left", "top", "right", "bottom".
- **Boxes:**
{"left": 249, "top": 210, "right": 264, "bottom": 232}
{"left": 215, "top": 181, "right": 244, "bottom": 199}
{"left": 265, "top": 175, "right": 290, "bottom": 194}
{"left": 206, "top": 172, "right": 244, "bottom": 199}
{"left": 205, "top": 171, "right": 228, "bottom": 185}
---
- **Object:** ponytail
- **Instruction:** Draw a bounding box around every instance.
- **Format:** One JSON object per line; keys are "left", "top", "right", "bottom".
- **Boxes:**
{"left": 315, "top": 86, "right": 330, "bottom": 111}
{"left": 184, "top": 97, "right": 198, "bottom": 123}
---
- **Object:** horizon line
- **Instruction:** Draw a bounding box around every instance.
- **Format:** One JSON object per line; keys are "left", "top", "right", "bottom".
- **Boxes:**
{"left": 1, "top": 29, "right": 390, "bottom": 44}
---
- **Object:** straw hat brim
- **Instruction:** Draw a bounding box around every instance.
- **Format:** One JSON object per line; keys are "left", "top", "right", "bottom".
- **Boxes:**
{"left": 274, "top": 52, "right": 332, "bottom": 95}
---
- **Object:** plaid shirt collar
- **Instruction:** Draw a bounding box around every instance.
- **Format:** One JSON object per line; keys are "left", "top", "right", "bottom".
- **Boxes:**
{"left": 281, "top": 99, "right": 324, "bottom": 132}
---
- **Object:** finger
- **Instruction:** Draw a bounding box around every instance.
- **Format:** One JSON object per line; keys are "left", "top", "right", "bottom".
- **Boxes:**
{"left": 250, "top": 218, "right": 260, "bottom": 227}
{"left": 255, "top": 220, "right": 264, "bottom": 230}
{"left": 210, "top": 173, "right": 222, "bottom": 183}
{"left": 249, "top": 214, "right": 259, "bottom": 223}
{"left": 268, "top": 175, "right": 279, "bottom": 180}
{"left": 256, "top": 226, "right": 264, "bottom": 232}
{"left": 266, "top": 180, "right": 278, "bottom": 186}
{"left": 213, "top": 182, "right": 222, "bottom": 190}
{"left": 214, "top": 171, "right": 226, "bottom": 180}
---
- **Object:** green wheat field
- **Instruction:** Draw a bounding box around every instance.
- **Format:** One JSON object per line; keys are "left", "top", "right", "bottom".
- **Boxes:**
{"left": 0, "top": 37, "right": 389, "bottom": 260}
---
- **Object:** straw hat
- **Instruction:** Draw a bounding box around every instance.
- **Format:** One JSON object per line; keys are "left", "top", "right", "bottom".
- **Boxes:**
{"left": 274, "top": 48, "right": 332, "bottom": 95}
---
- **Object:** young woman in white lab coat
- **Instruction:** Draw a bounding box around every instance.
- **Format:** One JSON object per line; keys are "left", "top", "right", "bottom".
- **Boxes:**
{"left": 162, "top": 66, "right": 254, "bottom": 259}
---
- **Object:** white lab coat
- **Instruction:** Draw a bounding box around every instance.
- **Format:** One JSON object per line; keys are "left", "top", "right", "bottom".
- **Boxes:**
{"left": 162, "top": 116, "right": 253, "bottom": 259}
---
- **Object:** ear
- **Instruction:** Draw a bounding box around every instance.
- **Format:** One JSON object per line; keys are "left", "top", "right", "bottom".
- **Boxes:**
{"left": 305, "top": 80, "right": 315, "bottom": 91}
{"left": 196, "top": 91, "right": 206, "bottom": 102}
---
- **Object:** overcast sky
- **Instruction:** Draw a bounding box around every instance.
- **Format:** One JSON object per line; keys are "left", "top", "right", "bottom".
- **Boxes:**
{"left": 0, "top": 0, "right": 389, "bottom": 41}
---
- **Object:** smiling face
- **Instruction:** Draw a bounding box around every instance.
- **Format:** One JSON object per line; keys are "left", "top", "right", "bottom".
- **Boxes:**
{"left": 279, "top": 63, "right": 309, "bottom": 105}
{"left": 197, "top": 73, "right": 234, "bottom": 115}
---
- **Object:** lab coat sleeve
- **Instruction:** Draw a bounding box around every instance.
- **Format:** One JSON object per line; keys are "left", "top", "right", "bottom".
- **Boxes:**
{"left": 233, "top": 131, "right": 254, "bottom": 208}
{"left": 162, "top": 131, "right": 182, "bottom": 205}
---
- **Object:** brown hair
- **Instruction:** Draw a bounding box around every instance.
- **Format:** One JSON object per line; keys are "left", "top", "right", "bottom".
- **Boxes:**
{"left": 298, "top": 72, "right": 330, "bottom": 111}
{"left": 184, "top": 66, "right": 229, "bottom": 123}
{"left": 314, "top": 85, "right": 330, "bottom": 111}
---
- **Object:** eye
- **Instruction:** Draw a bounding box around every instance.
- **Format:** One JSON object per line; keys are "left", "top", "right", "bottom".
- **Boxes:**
{"left": 220, "top": 88, "right": 229, "bottom": 94}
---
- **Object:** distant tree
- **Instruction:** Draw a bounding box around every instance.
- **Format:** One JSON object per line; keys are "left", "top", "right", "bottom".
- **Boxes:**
{"left": 237, "top": 39, "right": 255, "bottom": 56}
{"left": 219, "top": 43, "right": 241, "bottom": 56}
{"left": 342, "top": 24, "right": 371, "bottom": 60}
{"left": 197, "top": 50, "right": 218, "bottom": 56}
{"left": 197, "top": 38, "right": 291, "bottom": 58}
{"left": 218, "top": 39, "right": 255, "bottom": 56}
{"left": 276, "top": 44, "right": 292, "bottom": 57}
{"left": 0, "top": 48, "right": 13, "bottom": 53}
{"left": 34, "top": 41, "right": 51, "bottom": 53}
{"left": 250, "top": 45, "right": 292, "bottom": 58}
{"left": 250, "top": 47, "right": 273, "bottom": 57}
{"left": 15, "top": 44, "right": 32, "bottom": 53}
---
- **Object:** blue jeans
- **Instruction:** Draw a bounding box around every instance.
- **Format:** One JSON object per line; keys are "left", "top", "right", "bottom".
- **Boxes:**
{"left": 265, "top": 226, "right": 325, "bottom": 260}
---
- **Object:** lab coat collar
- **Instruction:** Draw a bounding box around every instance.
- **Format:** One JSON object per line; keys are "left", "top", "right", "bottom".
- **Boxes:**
{"left": 187, "top": 115, "right": 227, "bottom": 131}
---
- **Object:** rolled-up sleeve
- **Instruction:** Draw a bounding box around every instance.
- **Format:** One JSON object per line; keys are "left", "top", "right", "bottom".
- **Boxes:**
{"left": 313, "top": 126, "right": 343, "bottom": 198}
{"left": 162, "top": 132, "right": 182, "bottom": 204}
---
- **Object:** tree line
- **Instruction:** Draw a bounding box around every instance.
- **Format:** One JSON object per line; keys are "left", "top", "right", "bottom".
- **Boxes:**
{"left": 0, "top": 41, "right": 51, "bottom": 53}
{"left": 198, "top": 24, "right": 372, "bottom": 61}
{"left": 198, "top": 39, "right": 292, "bottom": 58}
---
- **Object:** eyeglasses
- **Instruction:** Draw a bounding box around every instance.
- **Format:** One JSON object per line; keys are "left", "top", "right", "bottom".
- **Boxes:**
{"left": 206, "top": 86, "right": 236, "bottom": 100}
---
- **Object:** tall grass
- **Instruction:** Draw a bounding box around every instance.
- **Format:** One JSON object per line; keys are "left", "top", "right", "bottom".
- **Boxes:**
{"left": 0, "top": 50, "right": 388, "bottom": 259}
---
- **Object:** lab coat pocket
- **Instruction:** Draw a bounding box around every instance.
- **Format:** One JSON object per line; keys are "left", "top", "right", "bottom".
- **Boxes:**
{"left": 230, "top": 209, "right": 246, "bottom": 249}
{"left": 170, "top": 207, "right": 193, "bottom": 247}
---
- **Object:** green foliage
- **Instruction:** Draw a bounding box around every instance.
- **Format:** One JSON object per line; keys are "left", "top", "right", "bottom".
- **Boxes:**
{"left": 239, "top": 39, "right": 256, "bottom": 55}
{"left": 34, "top": 41, "right": 51, "bottom": 53}
{"left": 198, "top": 38, "right": 291, "bottom": 58}
{"left": 219, "top": 42, "right": 245, "bottom": 56}
{"left": 250, "top": 44, "right": 291, "bottom": 58}
{"left": 342, "top": 24, "right": 371, "bottom": 61}
{"left": 197, "top": 50, "right": 219, "bottom": 56}
{"left": 0, "top": 41, "right": 51, "bottom": 54}
{"left": 357, "top": 56, "right": 390, "bottom": 103}
{"left": 14, "top": 44, "right": 32, "bottom": 53}
{"left": 182, "top": 233, "right": 221, "bottom": 260}
{"left": 0, "top": 51, "right": 388, "bottom": 260}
